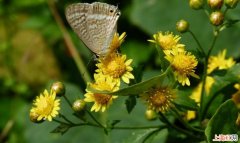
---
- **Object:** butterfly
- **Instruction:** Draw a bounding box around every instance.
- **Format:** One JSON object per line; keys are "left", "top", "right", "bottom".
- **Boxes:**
{"left": 65, "top": 2, "right": 121, "bottom": 57}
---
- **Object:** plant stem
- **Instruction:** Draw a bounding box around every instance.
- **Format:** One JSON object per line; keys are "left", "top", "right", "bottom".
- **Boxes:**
{"left": 59, "top": 113, "right": 75, "bottom": 124}
{"left": 201, "top": 90, "right": 222, "bottom": 119}
{"left": 188, "top": 30, "right": 206, "bottom": 57}
{"left": 159, "top": 112, "right": 201, "bottom": 139}
{"left": 199, "top": 29, "right": 219, "bottom": 120}
{"left": 142, "top": 127, "right": 165, "bottom": 143}
{"left": 53, "top": 119, "right": 69, "bottom": 125}
{"left": 86, "top": 110, "right": 106, "bottom": 129}
{"left": 63, "top": 95, "right": 72, "bottom": 108}
{"left": 72, "top": 122, "right": 165, "bottom": 130}
{"left": 47, "top": 0, "right": 91, "bottom": 84}
{"left": 172, "top": 109, "right": 204, "bottom": 133}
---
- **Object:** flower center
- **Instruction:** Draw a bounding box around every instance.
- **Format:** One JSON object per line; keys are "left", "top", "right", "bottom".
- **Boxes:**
{"left": 149, "top": 90, "right": 168, "bottom": 107}
{"left": 105, "top": 58, "right": 126, "bottom": 78}
{"left": 37, "top": 97, "right": 54, "bottom": 115}
{"left": 93, "top": 93, "right": 111, "bottom": 105}
{"left": 172, "top": 54, "right": 196, "bottom": 75}
{"left": 145, "top": 88, "right": 175, "bottom": 112}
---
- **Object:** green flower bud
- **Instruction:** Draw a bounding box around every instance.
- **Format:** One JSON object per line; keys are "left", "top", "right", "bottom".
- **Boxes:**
{"left": 72, "top": 99, "right": 86, "bottom": 112}
{"left": 145, "top": 109, "right": 157, "bottom": 121}
{"left": 176, "top": 19, "right": 189, "bottom": 33}
{"left": 208, "top": 0, "right": 223, "bottom": 9}
{"left": 51, "top": 81, "right": 65, "bottom": 97}
{"left": 209, "top": 11, "right": 224, "bottom": 26}
{"left": 224, "top": 0, "right": 239, "bottom": 8}
{"left": 29, "top": 111, "right": 44, "bottom": 123}
{"left": 189, "top": 0, "right": 204, "bottom": 10}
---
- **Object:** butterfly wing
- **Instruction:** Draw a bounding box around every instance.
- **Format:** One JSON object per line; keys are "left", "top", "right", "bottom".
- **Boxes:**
{"left": 65, "top": 2, "right": 120, "bottom": 56}
{"left": 86, "top": 2, "right": 120, "bottom": 56}
{"left": 65, "top": 3, "right": 94, "bottom": 54}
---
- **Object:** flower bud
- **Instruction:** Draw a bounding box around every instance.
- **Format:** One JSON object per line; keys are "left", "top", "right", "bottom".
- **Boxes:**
{"left": 189, "top": 0, "right": 203, "bottom": 10}
{"left": 145, "top": 109, "right": 157, "bottom": 121}
{"left": 176, "top": 20, "right": 189, "bottom": 33}
{"left": 29, "top": 111, "right": 44, "bottom": 123}
{"left": 209, "top": 11, "right": 224, "bottom": 26}
{"left": 224, "top": 0, "right": 239, "bottom": 8}
{"left": 51, "top": 81, "right": 65, "bottom": 97}
{"left": 72, "top": 99, "right": 86, "bottom": 112}
{"left": 208, "top": 0, "right": 223, "bottom": 9}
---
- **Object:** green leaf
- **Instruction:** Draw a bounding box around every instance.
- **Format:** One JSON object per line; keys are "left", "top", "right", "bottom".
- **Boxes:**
{"left": 125, "top": 96, "right": 137, "bottom": 113}
{"left": 209, "top": 64, "right": 240, "bottom": 97}
{"left": 173, "top": 93, "right": 199, "bottom": 111}
{"left": 88, "top": 72, "right": 168, "bottom": 96}
{"left": 205, "top": 100, "right": 238, "bottom": 143}
{"left": 112, "top": 72, "right": 168, "bottom": 95}
{"left": 51, "top": 123, "right": 70, "bottom": 135}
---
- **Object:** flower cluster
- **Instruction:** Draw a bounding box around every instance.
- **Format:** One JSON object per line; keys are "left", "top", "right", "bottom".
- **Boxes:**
{"left": 149, "top": 31, "right": 199, "bottom": 86}
{"left": 30, "top": 89, "right": 60, "bottom": 122}
{"left": 84, "top": 32, "right": 134, "bottom": 112}
{"left": 186, "top": 49, "right": 236, "bottom": 120}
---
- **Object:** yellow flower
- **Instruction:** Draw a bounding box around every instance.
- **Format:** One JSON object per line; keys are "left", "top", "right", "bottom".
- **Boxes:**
{"left": 108, "top": 32, "right": 126, "bottom": 54}
{"left": 148, "top": 31, "right": 185, "bottom": 51}
{"left": 84, "top": 74, "right": 119, "bottom": 112}
{"left": 30, "top": 90, "right": 60, "bottom": 121}
{"left": 96, "top": 53, "right": 134, "bottom": 84}
{"left": 142, "top": 87, "right": 176, "bottom": 113}
{"left": 207, "top": 49, "right": 236, "bottom": 74}
{"left": 166, "top": 50, "right": 199, "bottom": 86}
{"left": 186, "top": 76, "right": 215, "bottom": 120}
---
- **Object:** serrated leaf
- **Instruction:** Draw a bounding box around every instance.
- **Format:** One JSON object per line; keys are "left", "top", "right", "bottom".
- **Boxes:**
{"left": 51, "top": 123, "right": 70, "bottom": 135}
{"left": 125, "top": 96, "right": 137, "bottom": 113}
{"left": 205, "top": 100, "right": 238, "bottom": 143}
{"left": 209, "top": 64, "right": 240, "bottom": 97}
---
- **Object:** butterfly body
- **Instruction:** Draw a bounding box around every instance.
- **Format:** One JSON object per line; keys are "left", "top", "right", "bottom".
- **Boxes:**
{"left": 65, "top": 2, "right": 120, "bottom": 57}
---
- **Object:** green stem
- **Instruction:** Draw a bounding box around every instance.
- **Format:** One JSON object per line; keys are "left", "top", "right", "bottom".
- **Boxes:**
{"left": 201, "top": 90, "right": 221, "bottom": 119}
{"left": 53, "top": 119, "right": 69, "bottom": 125}
{"left": 199, "top": 30, "right": 219, "bottom": 120}
{"left": 59, "top": 113, "right": 74, "bottom": 124}
{"left": 86, "top": 110, "right": 106, "bottom": 129}
{"left": 72, "top": 122, "right": 165, "bottom": 130}
{"left": 111, "top": 125, "right": 164, "bottom": 130}
{"left": 172, "top": 109, "right": 204, "bottom": 133}
{"left": 223, "top": 7, "right": 229, "bottom": 15}
{"left": 188, "top": 30, "right": 206, "bottom": 57}
{"left": 159, "top": 112, "right": 201, "bottom": 139}
{"left": 142, "top": 127, "right": 165, "bottom": 143}
{"left": 203, "top": 8, "right": 209, "bottom": 17}
{"left": 63, "top": 95, "right": 72, "bottom": 108}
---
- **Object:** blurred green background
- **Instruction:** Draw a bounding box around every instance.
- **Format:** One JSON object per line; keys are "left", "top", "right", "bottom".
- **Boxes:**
{"left": 0, "top": 0, "right": 239, "bottom": 142}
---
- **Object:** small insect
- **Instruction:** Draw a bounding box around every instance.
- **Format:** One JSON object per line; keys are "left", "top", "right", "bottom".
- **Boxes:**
{"left": 65, "top": 2, "right": 121, "bottom": 57}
